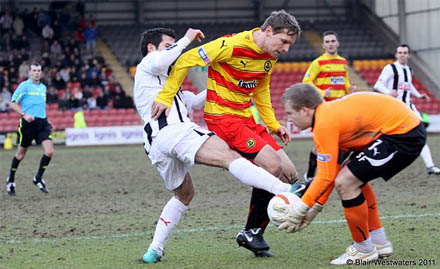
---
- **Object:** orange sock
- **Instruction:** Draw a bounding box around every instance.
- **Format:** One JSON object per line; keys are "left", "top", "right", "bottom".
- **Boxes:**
{"left": 343, "top": 193, "right": 369, "bottom": 243}
{"left": 361, "top": 184, "right": 382, "bottom": 231}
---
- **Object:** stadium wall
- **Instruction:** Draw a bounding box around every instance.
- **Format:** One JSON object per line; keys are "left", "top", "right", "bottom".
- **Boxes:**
{"left": 371, "top": 0, "right": 440, "bottom": 96}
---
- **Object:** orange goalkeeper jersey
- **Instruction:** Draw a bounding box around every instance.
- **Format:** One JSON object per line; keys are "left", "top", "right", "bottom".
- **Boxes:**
{"left": 303, "top": 54, "right": 350, "bottom": 101}
{"left": 302, "top": 92, "right": 420, "bottom": 207}
{"left": 156, "top": 28, "right": 281, "bottom": 133}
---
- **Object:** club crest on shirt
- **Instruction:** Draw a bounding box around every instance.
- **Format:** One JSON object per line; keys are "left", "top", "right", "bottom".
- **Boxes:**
{"left": 198, "top": 47, "right": 211, "bottom": 65}
{"left": 246, "top": 138, "right": 256, "bottom": 148}
{"left": 264, "top": 60, "right": 272, "bottom": 72}
{"left": 317, "top": 153, "right": 332, "bottom": 162}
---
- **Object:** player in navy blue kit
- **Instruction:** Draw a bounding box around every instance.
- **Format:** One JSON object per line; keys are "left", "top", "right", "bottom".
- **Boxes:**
{"left": 6, "top": 62, "right": 53, "bottom": 196}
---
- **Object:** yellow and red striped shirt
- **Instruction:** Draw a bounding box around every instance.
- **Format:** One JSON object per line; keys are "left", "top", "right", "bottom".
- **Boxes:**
{"left": 302, "top": 54, "right": 350, "bottom": 101}
{"left": 156, "top": 28, "right": 281, "bottom": 133}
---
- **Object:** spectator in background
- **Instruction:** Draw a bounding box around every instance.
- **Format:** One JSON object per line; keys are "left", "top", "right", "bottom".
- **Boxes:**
{"left": 0, "top": 31, "right": 10, "bottom": 51}
{"left": 0, "top": 86, "right": 11, "bottom": 112}
{"left": 13, "top": 15, "right": 24, "bottom": 36}
{"left": 53, "top": 72, "right": 66, "bottom": 90}
{"left": 0, "top": 11, "right": 13, "bottom": 34}
{"left": 8, "top": 66, "right": 18, "bottom": 84}
{"left": 87, "top": 72, "right": 100, "bottom": 87}
{"left": 0, "top": 94, "right": 9, "bottom": 112}
{"left": 84, "top": 23, "right": 98, "bottom": 53}
{"left": 41, "top": 40, "right": 51, "bottom": 54}
{"left": 42, "top": 23, "right": 54, "bottom": 42}
{"left": 96, "top": 89, "right": 109, "bottom": 110}
{"left": 50, "top": 40, "right": 62, "bottom": 57}
{"left": 46, "top": 86, "right": 58, "bottom": 104}
{"left": 69, "top": 90, "right": 81, "bottom": 110}
{"left": 87, "top": 95, "right": 97, "bottom": 110}
{"left": 79, "top": 72, "right": 87, "bottom": 88}
{"left": 58, "top": 91, "right": 70, "bottom": 110}
{"left": 20, "top": 48, "right": 30, "bottom": 60}
{"left": 18, "top": 36, "right": 31, "bottom": 51}
{"left": 18, "top": 60, "right": 29, "bottom": 80}
{"left": 37, "top": 9, "right": 51, "bottom": 29}
{"left": 59, "top": 67, "right": 70, "bottom": 82}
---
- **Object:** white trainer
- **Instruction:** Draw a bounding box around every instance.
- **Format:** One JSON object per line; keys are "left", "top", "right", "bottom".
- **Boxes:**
{"left": 374, "top": 241, "right": 393, "bottom": 257}
{"left": 330, "top": 244, "right": 378, "bottom": 265}
{"left": 427, "top": 166, "right": 440, "bottom": 175}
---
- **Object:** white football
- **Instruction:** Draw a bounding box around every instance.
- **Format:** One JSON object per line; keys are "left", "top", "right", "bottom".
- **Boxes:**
{"left": 267, "top": 192, "right": 298, "bottom": 227}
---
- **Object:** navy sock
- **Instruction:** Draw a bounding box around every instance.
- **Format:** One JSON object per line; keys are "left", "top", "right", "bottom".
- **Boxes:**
{"left": 35, "top": 155, "right": 51, "bottom": 181}
{"left": 245, "top": 188, "right": 274, "bottom": 232}
{"left": 8, "top": 156, "right": 21, "bottom": 182}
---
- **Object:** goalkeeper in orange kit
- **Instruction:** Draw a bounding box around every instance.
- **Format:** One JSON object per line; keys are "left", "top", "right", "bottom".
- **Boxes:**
{"left": 274, "top": 83, "right": 425, "bottom": 265}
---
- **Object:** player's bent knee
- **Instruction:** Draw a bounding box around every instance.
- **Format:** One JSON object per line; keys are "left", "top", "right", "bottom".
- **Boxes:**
{"left": 255, "top": 148, "right": 282, "bottom": 177}
{"left": 176, "top": 189, "right": 194, "bottom": 206}
{"left": 45, "top": 149, "right": 54, "bottom": 157}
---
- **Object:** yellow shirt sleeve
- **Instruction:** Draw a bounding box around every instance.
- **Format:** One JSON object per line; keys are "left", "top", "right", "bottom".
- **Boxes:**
{"left": 345, "top": 66, "right": 351, "bottom": 94}
{"left": 302, "top": 59, "right": 319, "bottom": 86}
{"left": 155, "top": 37, "right": 234, "bottom": 107}
{"left": 252, "top": 71, "right": 281, "bottom": 133}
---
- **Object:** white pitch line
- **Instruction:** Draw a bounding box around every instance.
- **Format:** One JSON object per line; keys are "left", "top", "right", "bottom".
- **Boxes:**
{"left": 1, "top": 212, "right": 439, "bottom": 245}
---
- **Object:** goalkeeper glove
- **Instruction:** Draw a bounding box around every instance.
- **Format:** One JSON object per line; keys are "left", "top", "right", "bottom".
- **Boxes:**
{"left": 272, "top": 195, "right": 309, "bottom": 233}
{"left": 298, "top": 203, "right": 324, "bottom": 231}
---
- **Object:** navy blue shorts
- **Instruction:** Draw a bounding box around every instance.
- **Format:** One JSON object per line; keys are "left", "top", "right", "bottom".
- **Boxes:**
{"left": 347, "top": 123, "right": 426, "bottom": 182}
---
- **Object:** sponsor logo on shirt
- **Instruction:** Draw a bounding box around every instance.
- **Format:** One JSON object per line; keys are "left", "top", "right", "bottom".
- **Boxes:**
{"left": 330, "top": 77, "right": 345, "bottom": 85}
{"left": 198, "top": 47, "right": 211, "bottom": 65}
{"left": 317, "top": 153, "right": 332, "bottom": 162}
{"left": 398, "top": 82, "right": 410, "bottom": 91}
{"left": 238, "top": 79, "right": 258, "bottom": 89}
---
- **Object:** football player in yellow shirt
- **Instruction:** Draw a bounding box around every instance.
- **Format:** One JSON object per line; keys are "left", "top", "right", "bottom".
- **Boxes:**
{"left": 302, "top": 31, "right": 355, "bottom": 180}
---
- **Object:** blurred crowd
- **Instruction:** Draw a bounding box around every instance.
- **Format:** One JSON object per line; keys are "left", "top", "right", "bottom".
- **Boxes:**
{"left": 0, "top": 5, "right": 133, "bottom": 113}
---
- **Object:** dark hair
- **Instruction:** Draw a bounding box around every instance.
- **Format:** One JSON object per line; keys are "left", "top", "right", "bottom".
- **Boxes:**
{"left": 139, "top": 28, "right": 176, "bottom": 57}
{"left": 322, "top": 31, "right": 338, "bottom": 40}
{"left": 29, "top": 61, "right": 41, "bottom": 70}
{"left": 261, "top": 9, "right": 301, "bottom": 37}
{"left": 397, "top": 44, "right": 411, "bottom": 54}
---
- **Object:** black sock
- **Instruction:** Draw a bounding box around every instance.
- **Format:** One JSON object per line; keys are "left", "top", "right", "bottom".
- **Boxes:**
{"left": 306, "top": 151, "right": 317, "bottom": 178}
{"left": 35, "top": 155, "right": 51, "bottom": 181}
{"left": 245, "top": 188, "right": 274, "bottom": 232}
{"left": 8, "top": 157, "right": 21, "bottom": 182}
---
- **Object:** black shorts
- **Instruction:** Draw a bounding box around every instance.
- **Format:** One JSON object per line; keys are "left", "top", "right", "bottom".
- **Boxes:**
{"left": 347, "top": 123, "right": 426, "bottom": 183}
{"left": 17, "top": 118, "right": 52, "bottom": 147}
